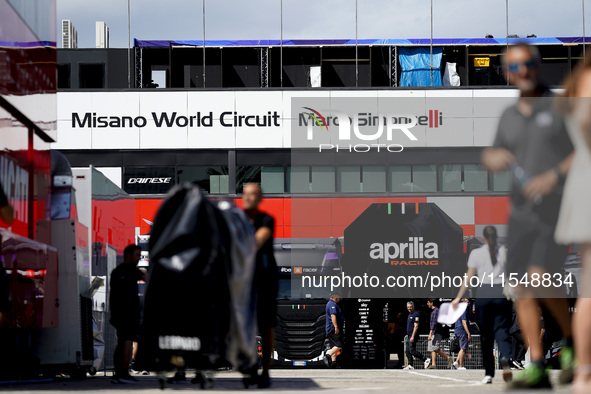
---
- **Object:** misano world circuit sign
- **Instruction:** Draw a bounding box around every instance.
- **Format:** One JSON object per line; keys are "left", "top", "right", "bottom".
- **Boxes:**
{"left": 71, "top": 111, "right": 282, "bottom": 128}
{"left": 300, "top": 108, "right": 421, "bottom": 152}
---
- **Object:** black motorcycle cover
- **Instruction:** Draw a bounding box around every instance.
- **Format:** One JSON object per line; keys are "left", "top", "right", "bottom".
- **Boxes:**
{"left": 214, "top": 201, "right": 257, "bottom": 371}
{"left": 136, "top": 184, "right": 234, "bottom": 371}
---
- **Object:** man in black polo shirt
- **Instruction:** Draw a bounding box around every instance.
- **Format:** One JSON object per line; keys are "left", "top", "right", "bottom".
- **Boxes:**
{"left": 482, "top": 42, "right": 574, "bottom": 389}
{"left": 242, "top": 183, "right": 278, "bottom": 388}
{"left": 404, "top": 301, "right": 430, "bottom": 369}
{"left": 110, "top": 244, "right": 143, "bottom": 384}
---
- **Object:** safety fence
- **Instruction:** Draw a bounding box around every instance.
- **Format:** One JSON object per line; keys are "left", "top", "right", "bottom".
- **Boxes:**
{"left": 404, "top": 334, "right": 501, "bottom": 369}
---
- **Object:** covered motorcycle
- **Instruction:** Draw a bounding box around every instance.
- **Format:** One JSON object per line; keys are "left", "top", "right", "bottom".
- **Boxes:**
{"left": 135, "top": 184, "right": 257, "bottom": 378}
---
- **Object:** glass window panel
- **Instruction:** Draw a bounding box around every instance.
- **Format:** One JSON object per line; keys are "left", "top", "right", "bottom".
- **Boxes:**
{"left": 413, "top": 165, "right": 437, "bottom": 192}
{"left": 219, "top": 175, "right": 229, "bottom": 194}
{"left": 389, "top": 166, "right": 412, "bottom": 192}
{"left": 363, "top": 166, "right": 386, "bottom": 193}
{"left": 236, "top": 166, "right": 261, "bottom": 193}
{"left": 464, "top": 164, "right": 488, "bottom": 192}
{"left": 311, "top": 166, "right": 335, "bottom": 193}
{"left": 261, "top": 166, "right": 284, "bottom": 193}
{"left": 178, "top": 166, "right": 229, "bottom": 194}
{"left": 210, "top": 175, "right": 220, "bottom": 194}
{"left": 338, "top": 166, "right": 361, "bottom": 192}
{"left": 287, "top": 166, "right": 310, "bottom": 193}
{"left": 493, "top": 170, "right": 512, "bottom": 192}
{"left": 439, "top": 164, "right": 462, "bottom": 192}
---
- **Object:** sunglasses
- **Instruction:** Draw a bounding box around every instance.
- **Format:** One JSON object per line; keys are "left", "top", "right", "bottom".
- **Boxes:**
{"left": 507, "top": 59, "right": 537, "bottom": 73}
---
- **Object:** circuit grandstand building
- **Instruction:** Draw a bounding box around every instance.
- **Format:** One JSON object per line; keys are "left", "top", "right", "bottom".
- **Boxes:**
{"left": 54, "top": 36, "right": 587, "bottom": 241}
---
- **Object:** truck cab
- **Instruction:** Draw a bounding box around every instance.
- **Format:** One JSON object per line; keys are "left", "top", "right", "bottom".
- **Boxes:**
{"left": 272, "top": 238, "right": 342, "bottom": 367}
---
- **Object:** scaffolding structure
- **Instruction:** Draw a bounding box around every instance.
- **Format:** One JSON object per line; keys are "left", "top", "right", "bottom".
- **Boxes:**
{"left": 134, "top": 47, "right": 142, "bottom": 88}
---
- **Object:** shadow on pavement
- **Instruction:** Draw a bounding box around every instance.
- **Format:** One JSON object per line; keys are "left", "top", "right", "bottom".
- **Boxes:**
{"left": 0, "top": 376, "right": 322, "bottom": 391}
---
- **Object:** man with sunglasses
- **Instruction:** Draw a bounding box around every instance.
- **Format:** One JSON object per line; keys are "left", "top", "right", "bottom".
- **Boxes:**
{"left": 482, "top": 43, "right": 575, "bottom": 390}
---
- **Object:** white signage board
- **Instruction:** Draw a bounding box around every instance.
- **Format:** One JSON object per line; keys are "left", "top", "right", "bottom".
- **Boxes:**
{"left": 54, "top": 90, "right": 518, "bottom": 150}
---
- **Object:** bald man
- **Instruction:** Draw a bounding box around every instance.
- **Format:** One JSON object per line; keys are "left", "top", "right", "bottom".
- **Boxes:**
{"left": 242, "top": 183, "right": 278, "bottom": 388}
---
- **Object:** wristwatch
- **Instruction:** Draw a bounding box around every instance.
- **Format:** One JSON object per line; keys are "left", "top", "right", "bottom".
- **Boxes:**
{"left": 553, "top": 166, "right": 565, "bottom": 184}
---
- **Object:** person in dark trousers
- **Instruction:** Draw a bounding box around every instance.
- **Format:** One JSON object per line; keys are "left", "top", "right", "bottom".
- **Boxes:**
{"left": 452, "top": 226, "right": 513, "bottom": 384}
{"left": 510, "top": 308, "right": 527, "bottom": 370}
{"left": 452, "top": 298, "right": 471, "bottom": 370}
{"left": 324, "top": 291, "right": 344, "bottom": 368}
{"left": 426, "top": 299, "right": 452, "bottom": 369}
{"left": 482, "top": 42, "right": 574, "bottom": 389}
{"left": 131, "top": 266, "right": 148, "bottom": 376}
{"left": 0, "top": 181, "right": 13, "bottom": 327}
{"left": 389, "top": 312, "right": 406, "bottom": 369}
{"left": 403, "top": 301, "right": 430, "bottom": 370}
{"left": 242, "top": 183, "right": 278, "bottom": 389}
{"left": 110, "top": 244, "right": 143, "bottom": 384}
{"left": 0, "top": 181, "right": 13, "bottom": 225}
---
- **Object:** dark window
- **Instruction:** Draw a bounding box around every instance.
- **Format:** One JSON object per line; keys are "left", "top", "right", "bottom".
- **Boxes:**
{"left": 287, "top": 166, "right": 310, "bottom": 193}
{"left": 438, "top": 164, "right": 491, "bottom": 192}
{"left": 492, "top": 170, "right": 512, "bottom": 192}
{"left": 311, "top": 166, "right": 335, "bottom": 193}
{"left": 389, "top": 165, "right": 438, "bottom": 193}
{"left": 222, "top": 48, "right": 260, "bottom": 88}
{"left": 57, "top": 63, "right": 71, "bottom": 89}
{"left": 336, "top": 166, "right": 386, "bottom": 193}
{"left": 286, "top": 166, "right": 336, "bottom": 193}
{"left": 274, "top": 47, "right": 322, "bottom": 88}
{"left": 413, "top": 165, "right": 438, "bottom": 192}
{"left": 337, "top": 166, "right": 361, "bottom": 192}
{"left": 389, "top": 165, "right": 412, "bottom": 192}
{"left": 321, "top": 46, "right": 370, "bottom": 87}
{"left": 177, "top": 166, "right": 229, "bottom": 194}
{"left": 464, "top": 164, "right": 488, "bottom": 192}
{"left": 236, "top": 166, "right": 284, "bottom": 194}
{"left": 79, "top": 63, "right": 105, "bottom": 89}
{"left": 439, "top": 164, "right": 462, "bottom": 192}
{"left": 362, "top": 166, "right": 386, "bottom": 192}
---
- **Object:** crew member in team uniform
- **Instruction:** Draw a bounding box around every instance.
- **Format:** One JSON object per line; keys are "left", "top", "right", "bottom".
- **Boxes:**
{"left": 324, "top": 291, "right": 344, "bottom": 368}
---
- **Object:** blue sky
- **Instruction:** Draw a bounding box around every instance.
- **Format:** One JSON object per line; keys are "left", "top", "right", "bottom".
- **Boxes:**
{"left": 57, "top": 0, "right": 587, "bottom": 48}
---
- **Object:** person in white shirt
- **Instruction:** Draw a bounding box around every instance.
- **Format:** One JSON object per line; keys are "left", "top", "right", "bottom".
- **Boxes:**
{"left": 452, "top": 226, "right": 512, "bottom": 385}
{"left": 554, "top": 54, "right": 591, "bottom": 394}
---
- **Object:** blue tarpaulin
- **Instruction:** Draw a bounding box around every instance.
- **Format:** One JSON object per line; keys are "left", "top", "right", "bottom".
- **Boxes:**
{"left": 399, "top": 47, "right": 442, "bottom": 87}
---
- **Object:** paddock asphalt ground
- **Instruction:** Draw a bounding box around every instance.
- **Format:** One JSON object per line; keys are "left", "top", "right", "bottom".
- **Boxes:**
{"left": 0, "top": 369, "right": 572, "bottom": 393}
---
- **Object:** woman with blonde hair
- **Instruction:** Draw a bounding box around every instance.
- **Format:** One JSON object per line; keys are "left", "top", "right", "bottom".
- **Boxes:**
{"left": 555, "top": 52, "right": 591, "bottom": 394}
